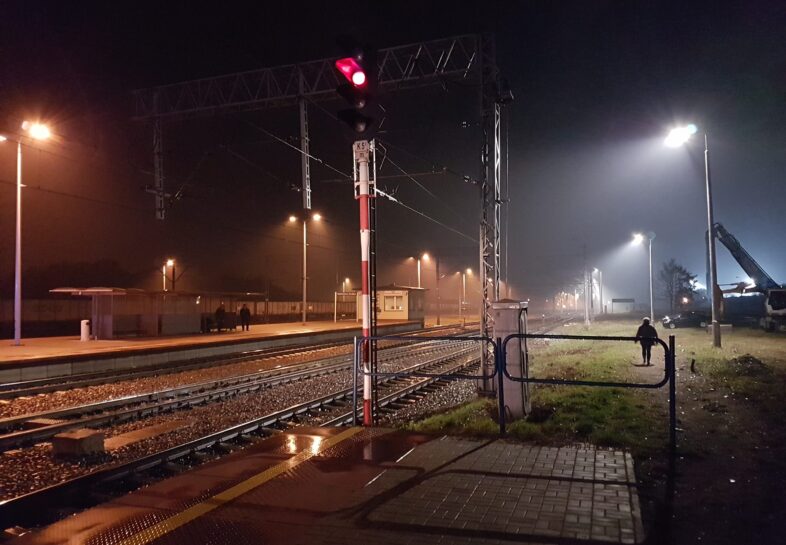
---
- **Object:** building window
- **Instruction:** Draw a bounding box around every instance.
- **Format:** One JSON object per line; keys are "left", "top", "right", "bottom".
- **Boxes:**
{"left": 384, "top": 295, "right": 404, "bottom": 311}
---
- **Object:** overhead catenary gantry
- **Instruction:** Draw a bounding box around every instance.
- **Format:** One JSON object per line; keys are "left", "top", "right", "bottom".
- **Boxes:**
{"left": 132, "top": 33, "right": 509, "bottom": 378}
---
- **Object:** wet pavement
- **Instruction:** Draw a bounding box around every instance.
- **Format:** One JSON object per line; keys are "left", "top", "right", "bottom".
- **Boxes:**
{"left": 16, "top": 428, "right": 644, "bottom": 545}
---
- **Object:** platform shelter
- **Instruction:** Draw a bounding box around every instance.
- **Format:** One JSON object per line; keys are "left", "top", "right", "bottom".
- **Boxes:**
{"left": 49, "top": 288, "right": 267, "bottom": 340}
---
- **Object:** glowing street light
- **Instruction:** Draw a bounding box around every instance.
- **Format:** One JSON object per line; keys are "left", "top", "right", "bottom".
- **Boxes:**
{"left": 415, "top": 252, "right": 430, "bottom": 288}
{"left": 288, "top": 212, "right": 323, "bottom": 323}
{"left": 2, "top": 121, "right": 51, "bottom": 345}
{"left": 164, "top": 259, "right": 176, "bottom": 291}
{"left": 632, "top": 232, "right": 656, "bottom": 321}
{"left": 23, "top": 122, "right": 52, "bottom": 141}
{"left": 665, "top": 123, "right": 721, "bottom": 347}
{"left": 663, "top": 123, "right": 697, "bottom": 148}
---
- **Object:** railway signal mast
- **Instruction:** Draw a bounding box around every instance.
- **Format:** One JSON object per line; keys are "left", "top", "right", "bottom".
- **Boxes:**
{"left": 335, "top": 42, "right": 378, "bottom": 425}
{"left": 133, "top": 34, "right": 507, "bottom": 413}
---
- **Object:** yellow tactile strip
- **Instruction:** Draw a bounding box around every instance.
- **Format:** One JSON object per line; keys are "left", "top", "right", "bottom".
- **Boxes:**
{"left": 115, "top": 427, "right": 363, "bottom": 545}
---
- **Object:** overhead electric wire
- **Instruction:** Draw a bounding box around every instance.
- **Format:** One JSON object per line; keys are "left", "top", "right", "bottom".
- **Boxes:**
{"left": 302, "top": 97, "right": 478, "bottom": 245}
{"left": 375, "top": 143, "right": 467, "bottom": 224}
{"left": 375, "top": 187, "right": 476, "bottom": 244}
{"left": 376, "top": 137, "right": 479, "bottom": 185}
{"left": 0, "top": 178, "right": 149, "bottom": 214}
{"left": 222, "top": 145, "right": 291, "bottom": 189}
{"left": 242, "top": 119, "right": 351, "bottom": 180}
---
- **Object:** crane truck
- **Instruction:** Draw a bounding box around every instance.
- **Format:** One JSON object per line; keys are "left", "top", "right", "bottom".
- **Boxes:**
{"left": 712, "top": 223, "right": 786, "bottom": 331}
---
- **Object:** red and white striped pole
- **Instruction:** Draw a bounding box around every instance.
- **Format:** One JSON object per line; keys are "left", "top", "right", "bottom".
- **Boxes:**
{"left": 353, "top": 140, "right": 373, "bottom": 426}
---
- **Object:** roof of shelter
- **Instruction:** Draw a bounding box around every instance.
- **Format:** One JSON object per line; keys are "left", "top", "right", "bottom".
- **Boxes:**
{"left": 50, "top": 288, "right": 269, "bottom": 298}
{"left": 376, "top": 284, "right": 427, "bottom": 291}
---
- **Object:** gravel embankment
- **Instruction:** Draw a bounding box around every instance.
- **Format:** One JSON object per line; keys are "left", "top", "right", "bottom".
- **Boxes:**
{"left": 0, "top": 345, "right": 351, "bottom": 419}
{"left": 0, "top": 344, "right": 473, "bottom": 500}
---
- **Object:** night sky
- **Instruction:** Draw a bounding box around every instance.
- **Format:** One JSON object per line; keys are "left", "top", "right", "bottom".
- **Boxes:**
{"left": 1, "top": 1, "right": 784, "bottom": 308}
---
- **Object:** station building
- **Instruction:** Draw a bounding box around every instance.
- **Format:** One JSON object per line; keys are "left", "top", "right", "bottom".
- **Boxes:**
{"left": 357, "top": 285, "right": 426, "bottom": 325}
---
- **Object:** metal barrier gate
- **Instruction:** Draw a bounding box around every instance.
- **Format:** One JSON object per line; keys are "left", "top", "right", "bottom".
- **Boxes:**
{"left": 500, "top": 333, "right": 677, "bottom": 451}
{"left": 352, "top": 333, "right": 677, "bottom": 451}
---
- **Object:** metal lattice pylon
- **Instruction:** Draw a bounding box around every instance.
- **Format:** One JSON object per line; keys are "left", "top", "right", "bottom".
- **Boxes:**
{"left": 134, "top": 34, "right": 505, "bottom": 384}
{"left": 478, "top": 34, "right": 501, "bottom": 391}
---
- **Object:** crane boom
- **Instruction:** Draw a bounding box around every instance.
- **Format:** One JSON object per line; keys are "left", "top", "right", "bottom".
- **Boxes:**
{"left": 713, "top": 223, "right": 781, "bottom": 292}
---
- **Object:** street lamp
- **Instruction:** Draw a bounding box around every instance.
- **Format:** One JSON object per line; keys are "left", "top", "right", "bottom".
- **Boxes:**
{"left": 289, "top": 212, "right": 321, "bottom": 323}
{"left": 418, "top": 252, "right": 430, "bottom": 289}
{"left": 342, "top": 277, "right": 351, "bottom": 292}
{"left": 665, "top": 123, "right": 721, "bottom": 347}
{"left": 2, "top": 121, "right": 51, "bottom": 346}
{"left": 165, "top": 259, "right": 176, "bottom": 291}
{"left": 632, "top": 232, "right": 656, "bottom": 321}
{"left": 461, "top": 268, "right": 473, "bottom": 318}
{"left": 593, "top": 267, "right": 603, "bottom": 315}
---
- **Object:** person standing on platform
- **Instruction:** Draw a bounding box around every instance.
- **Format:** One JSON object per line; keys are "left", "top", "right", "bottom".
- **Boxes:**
{"left": 239, "top": 304, "right": 251, "bottom": 331}
{"left": 215, "top": 304, "right": 226, "bottom": 332}
{"left": 634, "top": 317, "right": 659, "bottom": 366}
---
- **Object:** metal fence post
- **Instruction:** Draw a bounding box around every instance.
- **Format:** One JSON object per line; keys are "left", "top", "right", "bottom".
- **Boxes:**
{"left": 496, "top": 337, "right": 506, "bottom": 436}
{"left": 668, "top": 335, "right": 677, "bottom": 452}
{"left": 352, "top": 336, "right": 359, "bottom": 425}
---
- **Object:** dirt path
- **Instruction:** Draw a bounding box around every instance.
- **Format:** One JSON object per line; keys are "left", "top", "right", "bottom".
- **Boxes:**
{"left": 634, "top": 352, "right": 786, "bottom": 544}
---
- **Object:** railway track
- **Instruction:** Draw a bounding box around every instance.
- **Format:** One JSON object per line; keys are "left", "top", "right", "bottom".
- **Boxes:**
{"left": 0, "top": 339, "right": 468, "bottom": 450}
{"left": 0, "top": 322, "right": 474, "bottom": 400}
{"left": 0, "top": 340, "right": 478, "bottom": 528}
{"left": 0, "top": 316, "right": 571, "bottom": 529}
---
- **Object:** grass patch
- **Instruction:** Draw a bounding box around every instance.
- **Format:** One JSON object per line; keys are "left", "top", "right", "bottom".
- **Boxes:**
{"left": 405, "top": 387, "right": 659, "bottom": 455}
{"left": 405, "top": 399, "right": 498, "bottom": 436}
{"left": 531, "top": 386, "right": 658, "bottom": 452}
{"left": 406, "top": 319, "right": 785, "bottom": 453}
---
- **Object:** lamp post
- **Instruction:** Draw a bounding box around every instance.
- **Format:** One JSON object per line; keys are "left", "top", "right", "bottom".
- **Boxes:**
{"left": 342, "top": 277, "right": 351, "bottom": 292}
{"left": 2, "top": 122, "right": 51, "bottom": 346}
{"left": 289, "top": 212, "right": 321, "bottom": 323}
{"left": 461, "top": 268, "right": 472, "bottom": 318}
{"left": 665, "top": 124, "right": 721, "bottom": 347}
{"left": 593, "top": 268, "right": 604, "bottom": 314}
{"left": 416, "top": 252, "right": 430, "bottom": 289}
{"left": 166, "top": 259, "right": 176, "bottom": 291}
{"left": 632, "top": 232, "right": 655, "bottom": 321}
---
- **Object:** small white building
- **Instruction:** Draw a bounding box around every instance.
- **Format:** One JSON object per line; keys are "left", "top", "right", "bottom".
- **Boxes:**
{"left": 611, "top": 298, "right": 635, "bottom": 314}
{"left": 356, "top": 285, "right": 426, "bottom": 325}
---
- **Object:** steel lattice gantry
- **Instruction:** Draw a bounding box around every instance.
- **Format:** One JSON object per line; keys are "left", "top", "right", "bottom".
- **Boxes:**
{"left": 133, "top": 33, "right": 506, "bottom": 383}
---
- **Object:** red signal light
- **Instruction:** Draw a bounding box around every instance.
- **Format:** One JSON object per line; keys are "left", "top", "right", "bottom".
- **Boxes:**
{"left": 335, "top": 57, "right": 367, "bottom": 88}
{"left": 351, "top": 71, "right": 366, "bottom": 86}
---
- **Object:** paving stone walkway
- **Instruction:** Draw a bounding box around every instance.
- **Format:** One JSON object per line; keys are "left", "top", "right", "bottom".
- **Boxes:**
{"left": 313, "top": 436, "right": 644, "bottom": 544}
{"left": 18, "top": 429, "right": 644, "bottom": 545}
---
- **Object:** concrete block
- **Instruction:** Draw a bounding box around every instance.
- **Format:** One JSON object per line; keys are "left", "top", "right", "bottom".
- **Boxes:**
{"left": 46, "top": 363, "right": 72, "bottom": 378}
{"left": 20, "top": 365, "right": 48, "bottom": 381}
{"left": 52, "top": 428, "right": 105, "bottom": 457}
{"left": 0, "top": 369, "right": 22, "bottom": 384}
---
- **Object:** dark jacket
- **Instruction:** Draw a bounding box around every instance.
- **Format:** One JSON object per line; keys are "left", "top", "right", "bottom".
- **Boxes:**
{"left": 635, "top": 324, "right": 658, "bottom": 346}
{"left": 239, "top": 307, "right": 251, "bottom": 321}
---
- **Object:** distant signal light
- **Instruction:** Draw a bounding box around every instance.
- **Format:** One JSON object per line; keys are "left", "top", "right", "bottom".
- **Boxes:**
{"left": 335, "top": 57, "right": 367, "bottom": 88}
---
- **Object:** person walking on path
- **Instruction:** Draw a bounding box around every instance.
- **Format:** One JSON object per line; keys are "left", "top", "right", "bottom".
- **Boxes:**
{"left": 215, "top": 304, "right": 226, "bottom": 332}
{"left": 239, "top": 304, "right": 251, "bottom": 331}
{"left": 634, "top": 317, "right": 659, "bottom": 366}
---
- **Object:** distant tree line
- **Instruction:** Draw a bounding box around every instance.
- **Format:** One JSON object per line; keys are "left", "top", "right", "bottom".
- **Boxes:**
{"left": 659, "top": 258, "right": 697, "bottom": 313}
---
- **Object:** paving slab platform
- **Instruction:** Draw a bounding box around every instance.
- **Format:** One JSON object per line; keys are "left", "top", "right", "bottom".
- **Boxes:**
{"left": 0, "top": 320, "right": 420, "bottom": 383}
{"left": 15, "top": 427, "right": 645, "bottom": 545}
